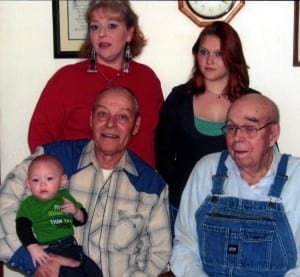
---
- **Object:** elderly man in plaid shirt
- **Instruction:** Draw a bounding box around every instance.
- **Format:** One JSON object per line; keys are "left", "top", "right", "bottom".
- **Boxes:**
{"left": 0, "top": 86, "right": 172, "bottom": 277}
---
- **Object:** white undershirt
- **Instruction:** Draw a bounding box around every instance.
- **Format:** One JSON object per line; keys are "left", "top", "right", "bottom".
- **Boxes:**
{"left": 102, "top": 168, "right": 113, "bottom": 181}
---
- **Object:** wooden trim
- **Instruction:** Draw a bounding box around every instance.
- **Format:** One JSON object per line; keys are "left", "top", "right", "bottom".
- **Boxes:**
{"left": 294, "top": 1, "right": 300, "bottom": 66}
{"left": 0, "top": 261, "right": 3, "bottom": 277}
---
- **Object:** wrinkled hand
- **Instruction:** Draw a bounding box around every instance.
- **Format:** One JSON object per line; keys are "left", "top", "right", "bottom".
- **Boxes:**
{"left": 27, "top": 244, "right": 49, "bottom": 268}
{"left": 34, "top": 253, "right": 80, "bottom": 277}
{"left": 61, "top": 198, "right": 76, "bottom": 215}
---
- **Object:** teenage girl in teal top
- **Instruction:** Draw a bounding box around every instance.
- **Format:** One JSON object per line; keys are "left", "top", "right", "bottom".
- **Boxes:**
{"left": 155, "top": 22, "right": 259, "bottom": 224}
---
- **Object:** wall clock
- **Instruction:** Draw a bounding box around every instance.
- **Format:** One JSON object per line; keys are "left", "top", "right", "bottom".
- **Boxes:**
{"left": 178, "top": 1, "right": 245, "bottom": 27}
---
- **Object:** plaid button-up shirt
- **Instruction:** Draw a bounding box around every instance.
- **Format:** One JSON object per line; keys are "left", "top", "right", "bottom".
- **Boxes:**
{"left": 0, "top": 140, "right": 172, "bottom": 276}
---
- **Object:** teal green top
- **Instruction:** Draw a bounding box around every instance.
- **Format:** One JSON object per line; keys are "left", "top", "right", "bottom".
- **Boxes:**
{"left": 194, "top": 117, "right": 224, "bottom": 136}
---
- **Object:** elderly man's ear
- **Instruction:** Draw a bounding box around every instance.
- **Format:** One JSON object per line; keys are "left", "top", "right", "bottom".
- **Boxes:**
{"left": 269, "top": 124, "right": 280, "bottom": 147}
{"left": 132, "top": 115, "right": 142, "bottom": 136}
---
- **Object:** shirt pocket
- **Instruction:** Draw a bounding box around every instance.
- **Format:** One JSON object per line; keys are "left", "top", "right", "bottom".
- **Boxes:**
{"left": 110, "top": 210, "right": 147, "bottom": 254}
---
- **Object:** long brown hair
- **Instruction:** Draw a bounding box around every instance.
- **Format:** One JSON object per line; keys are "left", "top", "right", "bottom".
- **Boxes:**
{"left": 189, "top": 21, "right": 249, "bottom": 102}
{"left": 79, "top": 0, "right": 146, "bottom": 58}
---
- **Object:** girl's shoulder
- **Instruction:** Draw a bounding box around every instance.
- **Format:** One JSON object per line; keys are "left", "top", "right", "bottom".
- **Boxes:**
{"left": 242, "top": 87, "right": 262, "bottom": 95}
{"left": 167, "top": 82, "right": 192, "bottom": 101}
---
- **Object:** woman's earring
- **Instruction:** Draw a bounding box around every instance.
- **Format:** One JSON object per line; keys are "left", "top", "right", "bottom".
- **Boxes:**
{"left": 123, "top": 43, "right": 131, "bottom": 73}
{"left": 87, "top": 48, "right": 97, "bottom": 73}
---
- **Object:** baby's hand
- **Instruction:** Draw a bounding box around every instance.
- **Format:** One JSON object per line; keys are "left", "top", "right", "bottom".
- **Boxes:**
{"left": 27, "top": 243, "right": 49, "bottom": 267}
{"left": 61, "top": 197, "right": 76, "bottom": 215}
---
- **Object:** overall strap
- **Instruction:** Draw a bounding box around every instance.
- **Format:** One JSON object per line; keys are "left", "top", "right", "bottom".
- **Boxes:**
{"left": 211, "top": 150, "right": 228, "bottom": 195}
{"left": 268, "top": 154, "right": 290, "bottom": 198}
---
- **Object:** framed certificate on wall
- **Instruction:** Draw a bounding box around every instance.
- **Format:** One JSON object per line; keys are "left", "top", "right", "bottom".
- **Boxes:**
{"left": 52, "top": 0, "right": 90, "bottom": 58}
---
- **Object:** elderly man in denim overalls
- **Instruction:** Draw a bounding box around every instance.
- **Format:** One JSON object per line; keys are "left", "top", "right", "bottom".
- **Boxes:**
{"left": 171, "top": 94, "right": 300, "bottom": 276}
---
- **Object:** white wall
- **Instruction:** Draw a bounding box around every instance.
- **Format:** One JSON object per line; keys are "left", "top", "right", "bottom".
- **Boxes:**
{"left": 1, "top": 1, "right": 300, "bottom": 275}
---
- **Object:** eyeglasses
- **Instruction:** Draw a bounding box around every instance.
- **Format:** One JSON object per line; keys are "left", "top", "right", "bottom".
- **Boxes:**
{"left": 198, "top": 48, "right": 224, "bottom": 59}
{"left": 221, "top": 122, "right": 276, "bottom": 138}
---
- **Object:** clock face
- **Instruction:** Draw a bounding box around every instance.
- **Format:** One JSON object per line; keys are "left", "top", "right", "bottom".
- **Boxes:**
{"left": 187, "top": 0, "right": 234, "bottom": 19}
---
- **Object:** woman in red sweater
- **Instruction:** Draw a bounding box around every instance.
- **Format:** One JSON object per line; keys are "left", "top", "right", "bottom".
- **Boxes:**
{"left": 28, "top": 0, "right": 163, "bottom": 168}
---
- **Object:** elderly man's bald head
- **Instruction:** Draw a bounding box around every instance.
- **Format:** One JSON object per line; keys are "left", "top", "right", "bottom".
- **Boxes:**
{"left": 92, "top": 86, "right": 140, "bottom": 117}
{"left": 227, "top": 94, "right": 280, "bottom": 124}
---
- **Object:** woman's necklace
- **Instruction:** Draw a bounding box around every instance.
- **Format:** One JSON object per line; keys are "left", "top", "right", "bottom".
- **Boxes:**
{"left": 206, "top": 89, "right": 224, "bottom": 99}
{"left": 98, "top": 70, "right": 121, "bottom": 88}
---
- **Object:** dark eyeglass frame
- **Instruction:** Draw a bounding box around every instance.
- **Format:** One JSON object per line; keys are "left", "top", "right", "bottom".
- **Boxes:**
{"left": 221, "top": 122, "right": 276, "bottom": 137}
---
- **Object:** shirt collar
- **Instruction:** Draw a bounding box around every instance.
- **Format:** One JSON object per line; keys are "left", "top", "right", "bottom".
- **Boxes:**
{"left": 78, "top": 140, "right": 138, "bottom": 176}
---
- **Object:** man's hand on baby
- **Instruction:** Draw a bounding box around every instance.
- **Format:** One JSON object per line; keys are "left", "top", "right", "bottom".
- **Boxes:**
{"left": 34, "top": 253, "right": 80, "bottom": 277}
{"left": 27, "top": 243, "right": 49, "bottom": 267}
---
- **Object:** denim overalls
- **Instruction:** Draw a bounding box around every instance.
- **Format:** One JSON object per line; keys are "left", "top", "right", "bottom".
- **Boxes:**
{"left": 195, "top": 151, "right": 297, "bottom": 277}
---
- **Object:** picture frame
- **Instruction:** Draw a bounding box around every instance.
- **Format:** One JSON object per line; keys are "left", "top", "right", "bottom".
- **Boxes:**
{"left": 294, "top": 0, "right": 300, "bottom": 66}
{"left": 52, "top": 0, "right": 90, "bottom": 58}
